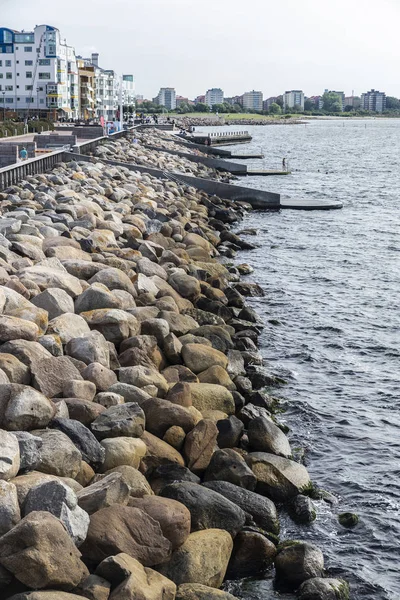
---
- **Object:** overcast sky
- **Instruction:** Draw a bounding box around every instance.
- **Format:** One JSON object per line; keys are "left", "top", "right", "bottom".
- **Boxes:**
{"left": 2, "top": 0, "right": 400, "bottom": 99}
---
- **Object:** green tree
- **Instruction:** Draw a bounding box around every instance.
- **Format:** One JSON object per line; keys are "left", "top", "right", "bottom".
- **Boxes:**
{"left": 194, "top": 102, "right": 209, "bottom": 113}
{"left": 386, "top": 96, "right": 400, "bottom": 110}
{"left": 268, "top": 102, "right": 281, "bottom": 114}
{"left": 304, "top": 99, "right": 315, "bottom": 111}
{"left": 322, "top": 92, "right": 342, "bottom": 113}
{"left": 275, "top": 96, "right": 283, "bottom": 108}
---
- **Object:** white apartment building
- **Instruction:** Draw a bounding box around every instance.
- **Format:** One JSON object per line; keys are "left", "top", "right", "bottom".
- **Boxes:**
{"left": 79, "top": 53, "right": 119, "bottom": 121}
{"left": 0, "top": 24, "right": 78, "bottom": 119}
{"left": 361, "top": 89, "right": 386, "bottom": 113}
{"left": 283, "top": 90, "right": 304, "bottom": 111}
{"left": 242, "top": 90, "right": 263, "bottom": 112}
{"left": 205, "top": 88, "right": 224, "bottom": 108}
{"left": 156, "top": 88, "right": 176, "bottom": 110}
{"left": 123, "top": 74, "right": 135, "bottom": 107}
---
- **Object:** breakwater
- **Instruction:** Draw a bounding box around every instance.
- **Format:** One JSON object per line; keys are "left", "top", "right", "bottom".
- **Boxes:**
{"left": 0, "top": 130, "right": 349, "bottom": 600}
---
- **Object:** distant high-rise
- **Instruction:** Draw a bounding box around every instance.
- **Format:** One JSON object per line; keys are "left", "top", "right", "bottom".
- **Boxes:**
{"left": 156, "top": 87, "right": 176, "bottom": 110}
{"left": 242, "top": 90, "right": 263, "bottom": 111}
{"left": 360, "top": 89, "right": 386, "bottom": 113}
{"left": 283, "top": 90, "right": 304, "bottom": 111}
{"left": 205, "top": 88, "right": 224, "bottom": 108}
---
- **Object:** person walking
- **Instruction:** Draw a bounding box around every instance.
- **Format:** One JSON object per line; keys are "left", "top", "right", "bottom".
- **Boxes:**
{"left": 282, "top": 157, "right": 287, "bottom": 171}
{"left": 19, "top": 147, "right": 28, "bottom": 161}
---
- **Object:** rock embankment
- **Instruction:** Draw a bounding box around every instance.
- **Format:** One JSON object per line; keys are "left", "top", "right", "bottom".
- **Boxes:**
{"left": 94, "top": 137, "right": 231, "bottom": 182}
{"left": 133, "top": 129, "right": 207, "bottom": 157}
{"left": 0, "top": 152, "right": 348, "bottom": 600}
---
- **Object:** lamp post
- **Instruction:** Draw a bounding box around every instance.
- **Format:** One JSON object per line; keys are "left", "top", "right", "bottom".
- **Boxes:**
{"left": 36, "top": 86, "right": 40, "bottom": 119}
{"left": 2, "top": 91, "right": 5, "bottom": 122}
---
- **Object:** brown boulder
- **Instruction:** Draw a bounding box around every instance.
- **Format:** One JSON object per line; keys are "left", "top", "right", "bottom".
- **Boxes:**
{"left": 141, "top": 398, "right": 198, "bottom": 438}
{"left": 183, "top": 420, "right": 218, "bottom": 474}
{"left": 80, "top": 505, "right": 171, "bottom": 566}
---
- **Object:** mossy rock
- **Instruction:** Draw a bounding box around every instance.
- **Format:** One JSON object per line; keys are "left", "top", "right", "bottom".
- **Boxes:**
{"left": 338, "top": 512, "right": 359, "bottom": 528}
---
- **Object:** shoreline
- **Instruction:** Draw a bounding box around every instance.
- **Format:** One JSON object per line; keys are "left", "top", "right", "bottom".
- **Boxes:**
{"left": 0, "top": 129, "right": 349, "bottom": 600}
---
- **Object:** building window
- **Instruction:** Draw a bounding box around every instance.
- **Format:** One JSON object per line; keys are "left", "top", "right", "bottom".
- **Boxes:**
{"left": 5, "top": 60, "right": 11, "bottom": 67}
{"left": 38, "top": 59, "right": 50, "bottom": 66}
{"left": 0, "top": 74, "right": 2, "bottom": 79}
{"left": 24, "top": 46, "right": 33, "bottom": 52}
{"left": 26, "top": 97, "right": 34, "bottom": 103}
{"left": 5, "top": 98, "right": 13, "bottom": 103}
{"left": 26, "top": 71, "right": 32, "bottom": 78}
{"left": 25, "top": 60, "right": 33, "bottom": 66}
{"left": 0, "top": 61, "right": 2, "bottom": 66}
{"left": 15, "top": 33, "right": 34, "bottom": 43}
{"left": 3, "top": 31, "right": 13, "bottom": 43}
{"left": 25, "top": 85, "right": 33, "bottom": 90}
{"left": 48, "top": 45, "right": 56, "bottom": 55}
{"left": 5, "top": 85, "right": 13, "bottom": 91}
{"left": 6, "top": 73, "right": 12, "bottom": 79}
{"left": 38, "top": 72, "right": 51, "bottom": 80}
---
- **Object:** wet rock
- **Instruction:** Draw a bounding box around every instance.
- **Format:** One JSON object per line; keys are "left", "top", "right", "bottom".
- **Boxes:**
{"left": 91, "top": 403, "right": 145, "bottom": 440}
{"left": 31, "top": 288, "right": 75, "bottom": 320}
{"left": 204, "top": 449, "right": 257, "bottom": 490}
{"left": 14, "top": 431, "right": 42, "bottom": 472}
{"left": 161, "top": 482, "right": 246, "bottom": 537}
{"left": 176, "top": 584, "right": 239, "bottom": 600}
{"left": 183, "top": 419, "right": 218, "bottom": 474}
{"left": 80, "top": 505, "right": 171, "bottom": 566}
{"left": 0, "top": 384, "right": 55, "bottom": 430}
{"left": 0, "top": 480, "right": 21, "bottom": 534}
{"left": 24, "top": 480, "right": 89, "bottom": 546}
{"left": 226, "top": 530, "right": 276, "bottom": 579}
{"left": 289, "top": 495, "right": 316, "bottom": 524}
{"left": 128, "top": 495, "right": 191, "bottom": 550}
{"left": 0, "top": 511, "right": 89, "bottom": 590}
{"left": 77, "top": 472, "right": 130, "bottom": 514}
{"left": 338, "top": 512, "right": 359, "bottom": 528}
{"left": 216, "top": 416, "right": 244, "bottom": 448}
{"left": 203, "top": 481, "right": 279, "bottom": 534}
{"left": 247, "top": 417, "right": 292, "bottom": 458}
{"left": 158, "top": 529, "right": 233, "bottom": 588}
{"left": 298, "top": 577, "right": 350, "bottom": 600}
{"left": 274, "top": 542, "right": 324, "bottom": 590}
{"left": 246, "top": 452, "right": 311, "bottom": 501}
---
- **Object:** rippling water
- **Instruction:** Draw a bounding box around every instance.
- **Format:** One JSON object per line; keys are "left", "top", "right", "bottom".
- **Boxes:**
{"left": 203, "top": 120, "right": 400, "bottom": 600}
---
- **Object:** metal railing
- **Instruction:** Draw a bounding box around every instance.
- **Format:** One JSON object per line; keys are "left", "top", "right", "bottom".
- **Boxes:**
{"left": 208, "top": 131, "right": 249, "bottom": 137}
{"left": 0, "top": 150, "right": 65, "bottom": 190}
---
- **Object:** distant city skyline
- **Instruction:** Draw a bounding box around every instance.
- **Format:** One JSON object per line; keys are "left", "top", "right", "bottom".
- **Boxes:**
{"left": 3, "top": 0, "right": 400, "bottom": 98}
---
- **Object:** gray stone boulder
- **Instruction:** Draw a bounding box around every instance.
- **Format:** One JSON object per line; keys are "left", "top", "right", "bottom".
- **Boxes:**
{"left": 182, "top": 344, "right": 228, "bottom": 375}
{"left": 0, "top": 429, "right": 20, "bottom": 480}
{"left": 182, "top": 419, "right": 218, "bottom": 474}
{"left": 0, "top": 384, "right": 55, "bottom": 430}
{"left": 247, "top": 416, "right": 292, "bottom": 457}
{"left": 0, "top": 339, "right": 52, "bottom": 368}
{"left": 50, "top": 418, "right": 105, "bottom": 471}
{"left": 47, "top": 313, "right": 91, "bottom": 344}
{"left": 119, "top": 365, "right": 169, "bottom": 397}
{"left": 31, "top": 288, "right": 75, "bottom": 320}
{"left": 75, "top": 574, "right": 111, "bottom": 600}
{"left": 95, "top": 465, "right": 153, "bottom": 498}
{"left": 89, "top": 267, "right": 136, "bottom": 296}
{"left": 298, "top": 577, "right": 350, "bottom": 600}
{"left": 62, "top": 379, "right": 96, "bottom": 401}
{"left": 66, "top": 331, "right": 110, "bottom": 368}
{"left": 90, "top": 403, "right": 145, "bottom": 440}
{"left": 0, "top": 479, "right": 21, "bottom": 534}
{"left": 0, "top": 315, "right": 39, "bottom": 343}
{"left": 0, "top": 353, "right": 30, "bottom": 384}
{"left": 274, "top": 542, "right": 324, "bottom": 590}
{"left": 0, "top": 511, "right": 89, "bottom": 589}
{"left": 81, "top": 309, "right": 139, "bottom": 346}
{"left": 189, "top": 383, "right": 235, "bottom": 415}
{"left": 34, "top": 429, "right": 82, "bottom": 479}
{"left": 246, "top": 452, "right": 311, "bottom": 501}
{"left": 203, "top": 481, "right": 279, "bottom": 534}
{"left": 82, "top": 362, "right": 118, "bottom": 391}
{"left": 216, "top": 416, "right": 244, "bottom": 448}
{"left": 147, "top": 464, "right": 200, "bottom": 495}
{"left": 161, "top": 482, "right": 246, "bottom": 537}
{"left": 24, "top": 480, "right": 89, "bottom": 546}
{"left": 31, "top": 356, "right": 83, "bottom": 398}
{"left": 204, "top": 449, "right": 257, "bottom": 490}
{"left": 77, "top": 472, "right": 130, "bottom": 514}
{"left": 14, "top": 431, "right": 43, "bottom": 472}
{"left": 74, "top": 283, "right": 121, "bottom": 314}
{"left": 168, "top": 272, "right": 201, "bottom": 301}
{"left": 94, "top": 391, "right": 124, "bottom": 408}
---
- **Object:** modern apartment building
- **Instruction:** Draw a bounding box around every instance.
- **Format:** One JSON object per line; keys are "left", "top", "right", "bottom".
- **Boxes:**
{"left": 78, "top": 53, "right": 119, "bottom": 121}
{"left": 242, "top": 90, "right": 263, "bottom": 112}
{"left": 360, "top": 89, "right": 386, "bottom": 113}
{"left": 205, "top": 88, "right": 224, "bottom": 108}
{"left": 156, "top": 87, "right": 176, "bottom": 110}
{"left": 122, "top": 74, "right": 135, "bottom": 107}
{"left": 283, "top": 90, "right": 304, "bottom": 111}
{"left": 0, "top": 24, "right": 79, "bottom": 119}
{"left": 77, "top": 58, "right": 96, "bottom": 120}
